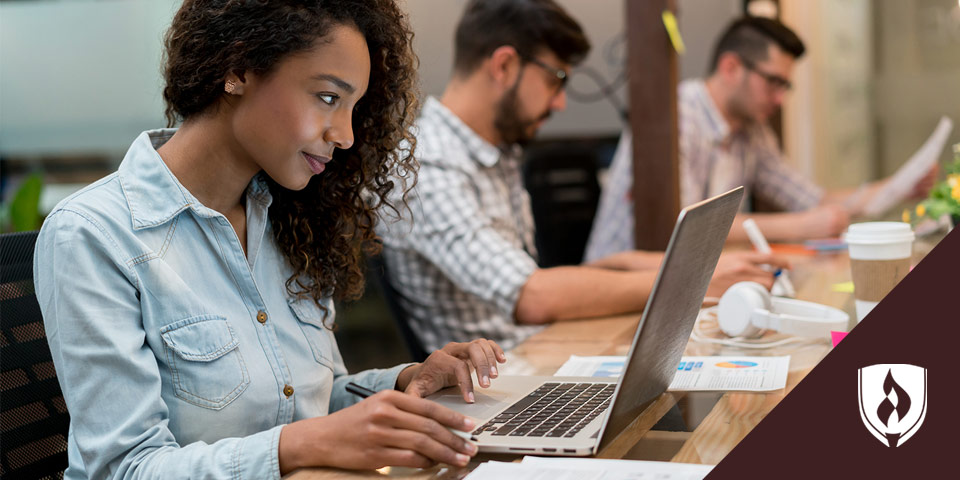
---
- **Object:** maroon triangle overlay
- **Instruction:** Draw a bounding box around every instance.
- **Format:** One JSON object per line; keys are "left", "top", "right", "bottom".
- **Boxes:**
{"left": 706, "top": 227, "right": 960, "bottom": 479}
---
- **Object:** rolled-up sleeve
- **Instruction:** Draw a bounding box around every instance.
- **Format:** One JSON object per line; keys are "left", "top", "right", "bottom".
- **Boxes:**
{"left": 752, "top": 128, "right": 824, "bottom": 211}
{"left": 34, "top": 210, "right": 283, "bottom": 480}
{"left": 329, "top": 359, "right": 415, "bottom": 412}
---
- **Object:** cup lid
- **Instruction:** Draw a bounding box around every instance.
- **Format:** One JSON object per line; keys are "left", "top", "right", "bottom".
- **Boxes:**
{"left": 843, "top": 222, "right": 915, "bottom": 245}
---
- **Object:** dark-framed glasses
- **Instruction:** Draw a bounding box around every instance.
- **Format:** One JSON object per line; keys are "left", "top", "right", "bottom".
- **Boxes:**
{"left": 738, "top": 55, "right": 792, "bottom": 92}
{"left": 524, "top": 56, "right": 568, "bottom": 90}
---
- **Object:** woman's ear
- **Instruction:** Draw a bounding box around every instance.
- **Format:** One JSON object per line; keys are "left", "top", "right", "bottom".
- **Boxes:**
{"left": 486, "top": 45, "right": 522, "bottom": 88}
{"left": 224, "top": 70, "right": 248, "bottom": 95}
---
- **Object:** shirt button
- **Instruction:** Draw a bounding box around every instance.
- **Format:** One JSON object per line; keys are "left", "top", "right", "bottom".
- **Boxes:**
{"left": 256, "top": 311, "right": 267, "bottom": 324}
{"left": 283, "top": 385, "right": 294, "bottom": 397}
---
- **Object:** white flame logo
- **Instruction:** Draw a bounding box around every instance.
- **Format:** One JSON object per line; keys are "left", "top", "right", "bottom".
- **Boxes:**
{"left": 858, "top": 364, "right": 927, "bottom": 447}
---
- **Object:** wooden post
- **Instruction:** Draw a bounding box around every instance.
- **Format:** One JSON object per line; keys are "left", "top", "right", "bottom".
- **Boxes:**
{"left": 626, "top": 0, "right": 680, "bottom": 251}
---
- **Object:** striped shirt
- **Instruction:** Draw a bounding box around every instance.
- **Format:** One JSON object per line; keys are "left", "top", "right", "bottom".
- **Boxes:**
{"left": 376, "top": 97, "right": 544, "bottom": 352}
{"left": 584, "top": 79, "right": 823, "bottom": 261}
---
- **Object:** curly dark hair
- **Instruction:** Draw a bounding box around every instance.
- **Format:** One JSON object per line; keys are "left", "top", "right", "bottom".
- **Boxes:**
{"left": 163, "top": 0, "right": 418, "bottom": 322}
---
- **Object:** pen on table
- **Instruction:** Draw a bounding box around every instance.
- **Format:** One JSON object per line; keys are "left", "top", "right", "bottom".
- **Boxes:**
{"left": 345, "top": 382, "right": 475, "bottom": 441}
{"left": 742, "top": 218, "right": 796, "bottom": 297}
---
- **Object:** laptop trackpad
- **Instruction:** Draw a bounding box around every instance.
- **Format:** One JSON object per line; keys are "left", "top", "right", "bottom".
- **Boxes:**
{"left": 427, "top": 375, "right": 550, "bottom": 420}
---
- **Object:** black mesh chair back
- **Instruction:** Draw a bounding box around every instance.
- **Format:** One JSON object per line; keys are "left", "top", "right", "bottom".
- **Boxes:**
{"left": 523, "top": 144, "right": 602, "bottom": 268}
{"left": 1, "top": 231, "right": 70, "bottom": 479}
{"left": 365, "top": 254, "right": 430, "bottom": 362}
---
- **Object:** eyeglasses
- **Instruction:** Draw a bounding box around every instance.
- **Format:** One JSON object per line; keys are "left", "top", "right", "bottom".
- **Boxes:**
{"left": 738, "top": 55, "right": 792, "bottom": 92}
{"left": 523, "top": 56, "right": 568, "bottom": 91}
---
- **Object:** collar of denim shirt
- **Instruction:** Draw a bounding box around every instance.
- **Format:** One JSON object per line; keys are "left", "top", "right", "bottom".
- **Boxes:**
{"left": 118, "top": 129, "right": 273, "bottom": 231}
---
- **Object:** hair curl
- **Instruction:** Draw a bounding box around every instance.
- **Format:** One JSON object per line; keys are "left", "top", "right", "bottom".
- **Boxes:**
{"left": 163, "top": 0, "right": 418, "bottom": 322}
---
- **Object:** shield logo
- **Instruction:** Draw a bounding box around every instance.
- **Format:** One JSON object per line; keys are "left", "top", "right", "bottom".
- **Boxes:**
{"left": 857, "top": 364, "right": 927, "bottom": 447}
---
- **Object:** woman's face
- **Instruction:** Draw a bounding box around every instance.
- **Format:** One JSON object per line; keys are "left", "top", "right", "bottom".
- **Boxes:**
{"left": 230, "top": 24, "right": 371, "bottom": 190}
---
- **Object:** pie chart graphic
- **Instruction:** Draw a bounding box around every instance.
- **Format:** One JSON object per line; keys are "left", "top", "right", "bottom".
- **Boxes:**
{"left": 715, "top": 361, "right": 759, "bottom": 368}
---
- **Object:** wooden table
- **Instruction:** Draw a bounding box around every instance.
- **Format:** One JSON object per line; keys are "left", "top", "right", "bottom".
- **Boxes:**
{"left": 288, "top": 251, "right": 854, "bottom": 479}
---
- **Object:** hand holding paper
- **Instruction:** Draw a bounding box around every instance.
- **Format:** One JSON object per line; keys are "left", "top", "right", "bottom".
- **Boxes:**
{"left": 861, "top": 116, "right": 953, "bottom": 218}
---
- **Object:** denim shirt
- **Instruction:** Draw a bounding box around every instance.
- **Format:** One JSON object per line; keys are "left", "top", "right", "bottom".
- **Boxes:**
{"left": 34, "top": 129, "right": 411, "bottom": 480}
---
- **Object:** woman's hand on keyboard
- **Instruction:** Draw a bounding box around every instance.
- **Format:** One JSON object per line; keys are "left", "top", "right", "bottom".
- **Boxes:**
{"left": 397, "top": 338, "right": 506, "bottom": 403}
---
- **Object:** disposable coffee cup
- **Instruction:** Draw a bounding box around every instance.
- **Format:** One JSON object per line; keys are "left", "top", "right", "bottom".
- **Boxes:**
{"left": 844, "top": 222, "right": 914, "bottom": 322}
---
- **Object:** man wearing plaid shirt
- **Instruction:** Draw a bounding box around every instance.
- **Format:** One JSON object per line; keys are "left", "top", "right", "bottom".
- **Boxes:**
{"left": 377, "top": 1, "right": 785, "bottom": 353}
{"left": 586, "top": 17, "right": 938, "bottom": 261}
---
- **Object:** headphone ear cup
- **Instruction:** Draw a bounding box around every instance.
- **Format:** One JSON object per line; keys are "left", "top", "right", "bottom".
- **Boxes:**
{"left": 717, "top": 281, "right": 772, "bottom": 338}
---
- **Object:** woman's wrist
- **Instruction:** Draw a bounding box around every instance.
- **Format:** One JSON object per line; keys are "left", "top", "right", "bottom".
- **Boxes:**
{"left": 278, "top": 418, "right": 332, "bottom": 474}
{"left": 395, "top": 363, "right": 422, "bottom": 391}
{"left": 278, "top": 423, "right": 303, "bottom": 475}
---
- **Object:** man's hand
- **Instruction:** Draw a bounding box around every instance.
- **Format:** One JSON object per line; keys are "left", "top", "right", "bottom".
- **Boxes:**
{"left": 706, "top": 251, "right": 791, "bottom": 298}
{"left": 802, "top": 204, "right": 850, "bottom": 238}
{"left": 909, "top": 164, "right": 940, "bottom": 200}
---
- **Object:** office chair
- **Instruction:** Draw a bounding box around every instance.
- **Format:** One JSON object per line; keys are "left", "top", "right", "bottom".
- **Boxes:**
{"left": 523, "top": 142, "right": 603, "bottom": 268}
{"left": 1, "top": 231, "right": 70, "bottom": 479}
{"left": 365, "top": 254, "right": 430, "bottom": 363}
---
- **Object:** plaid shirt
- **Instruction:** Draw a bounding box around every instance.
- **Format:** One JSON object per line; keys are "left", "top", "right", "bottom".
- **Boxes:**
{"left": 584, "top": 79, "right": 823, "bottom": 261}
{"left": 376, "top": 97, "right": 544, "bottom": 352}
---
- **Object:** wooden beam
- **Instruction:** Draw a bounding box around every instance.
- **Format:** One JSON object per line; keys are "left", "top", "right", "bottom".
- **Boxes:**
{"left": 626, "top": 0, "right": 680, "bottom": 251}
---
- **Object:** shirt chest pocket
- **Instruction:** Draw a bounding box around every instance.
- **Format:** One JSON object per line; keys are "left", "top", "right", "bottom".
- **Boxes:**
{"left": 160, "top": 315, "right": 250, "bottom": 410}
{"left": 288, "top": 298, "right": 335, "bottom": 370}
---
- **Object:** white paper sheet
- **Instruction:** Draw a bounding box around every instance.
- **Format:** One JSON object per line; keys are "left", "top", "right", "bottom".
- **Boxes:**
{"left": 521, "top": 457, "right": 714, "bottom": 477}
{"left": 463, "top": 458, "right": 713, "bottom": 480}
{"left": 464, "top": 461, "right": 604, "bottom": 480}
{"left": 554, "top": 355, "right": 791, "bottom": 392}
{"left": 861, "top": 116, "right": 953, "bottom": 217}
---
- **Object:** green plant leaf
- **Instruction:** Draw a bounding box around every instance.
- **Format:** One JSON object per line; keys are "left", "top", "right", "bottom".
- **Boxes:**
{"left": 10, "top": 173, "right": 44, "bottom": 232}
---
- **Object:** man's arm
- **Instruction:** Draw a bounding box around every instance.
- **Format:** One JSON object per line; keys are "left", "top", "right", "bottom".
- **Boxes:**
{"left": 822, "top": 165, "right": 936, "bottom": 218}
{"left": 584, "top": 250, "right": 663, "bottom": 271}
{"left": 820, "top": 181, "right": 885, "bottom": 215}
{"left": 729, "top": 208, "right": 848, "bottom": 243}
{"left": 514, "top": 251, "right": 787, "bottom": 325}
{"left": 514, "top": 266, "right": 656, "bottom": 325}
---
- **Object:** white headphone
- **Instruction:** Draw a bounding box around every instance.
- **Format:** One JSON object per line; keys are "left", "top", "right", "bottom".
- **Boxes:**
{"left": 717, "top": 282, "right": 849, "bottom": 339}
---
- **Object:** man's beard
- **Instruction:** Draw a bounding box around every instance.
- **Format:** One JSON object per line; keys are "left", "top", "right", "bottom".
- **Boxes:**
{"left": 727, "top": 79, "right": 759, "bottom": 128}
{"left": 493, "top": 83, "right": 550, "bottom": 147}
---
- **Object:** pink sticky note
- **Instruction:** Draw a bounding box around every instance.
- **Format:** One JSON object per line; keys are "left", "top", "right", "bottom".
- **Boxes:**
{"left": 831, "top": 331, "right": 848, "bottom": 347}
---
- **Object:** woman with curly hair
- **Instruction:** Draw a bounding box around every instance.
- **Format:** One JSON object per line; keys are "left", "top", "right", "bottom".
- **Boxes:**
{"left": 33, "top": 1, "right": 504, "bottom": 477}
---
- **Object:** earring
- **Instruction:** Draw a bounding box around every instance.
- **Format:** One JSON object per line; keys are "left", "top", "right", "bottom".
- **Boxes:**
{"left": 224, "top": 80, "right": 236, "bottom": 94}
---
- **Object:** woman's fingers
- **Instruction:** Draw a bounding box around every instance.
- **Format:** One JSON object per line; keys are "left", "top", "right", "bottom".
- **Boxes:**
{"left": 387, "top": 390, "right": 476, "bottom": 431}
{"left": 371, "top": 391, "right": 477, "bottom": 466}
{"left": 376, "top": 447, "right": 435, "bottom": 469}
{"left": 444, "top": 339, "right": 507, "bottom": 380}
{"left": 383, "top": 418, "right": 476, "bottom": 467}
{"left": 451, "top": 357, "right": 475, "bottom": 402}
{"left": 465, "top": 341, "right": 496, "bottom": 385}
{"left": 491, "top": 340, "right": 507, "bottom": 364}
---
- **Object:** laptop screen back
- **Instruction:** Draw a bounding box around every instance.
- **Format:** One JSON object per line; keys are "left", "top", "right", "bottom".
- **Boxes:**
{"left": 597, "top": 187, "right": 743, "bottom": 451}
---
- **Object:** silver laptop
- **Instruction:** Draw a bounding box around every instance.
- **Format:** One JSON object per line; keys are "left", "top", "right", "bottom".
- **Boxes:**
{"left": 427, "top": 187, "right": 744, "bottom": 456}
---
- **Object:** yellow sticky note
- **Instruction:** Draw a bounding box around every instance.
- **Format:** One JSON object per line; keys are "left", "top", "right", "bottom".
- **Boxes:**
{"left": 832, "top": 281, "right": 855, "bottom": 293}
{"left": 661, "top": 10, "right": 685, "bottom": 55}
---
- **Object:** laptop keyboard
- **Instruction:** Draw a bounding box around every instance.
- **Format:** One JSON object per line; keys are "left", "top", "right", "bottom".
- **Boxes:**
{"left": 472, "top": 382, "right": 614, "bottom": 438}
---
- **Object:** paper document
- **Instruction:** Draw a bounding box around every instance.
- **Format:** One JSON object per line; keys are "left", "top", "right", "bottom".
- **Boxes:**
{"left": 554, "top": 355, "right": 790, "bottom": 392}
{"left": 464, "top": 457, "right": 712, "bottom": 480}
{"left": 862, "top": 116, "right": 953, "bottom": 217}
